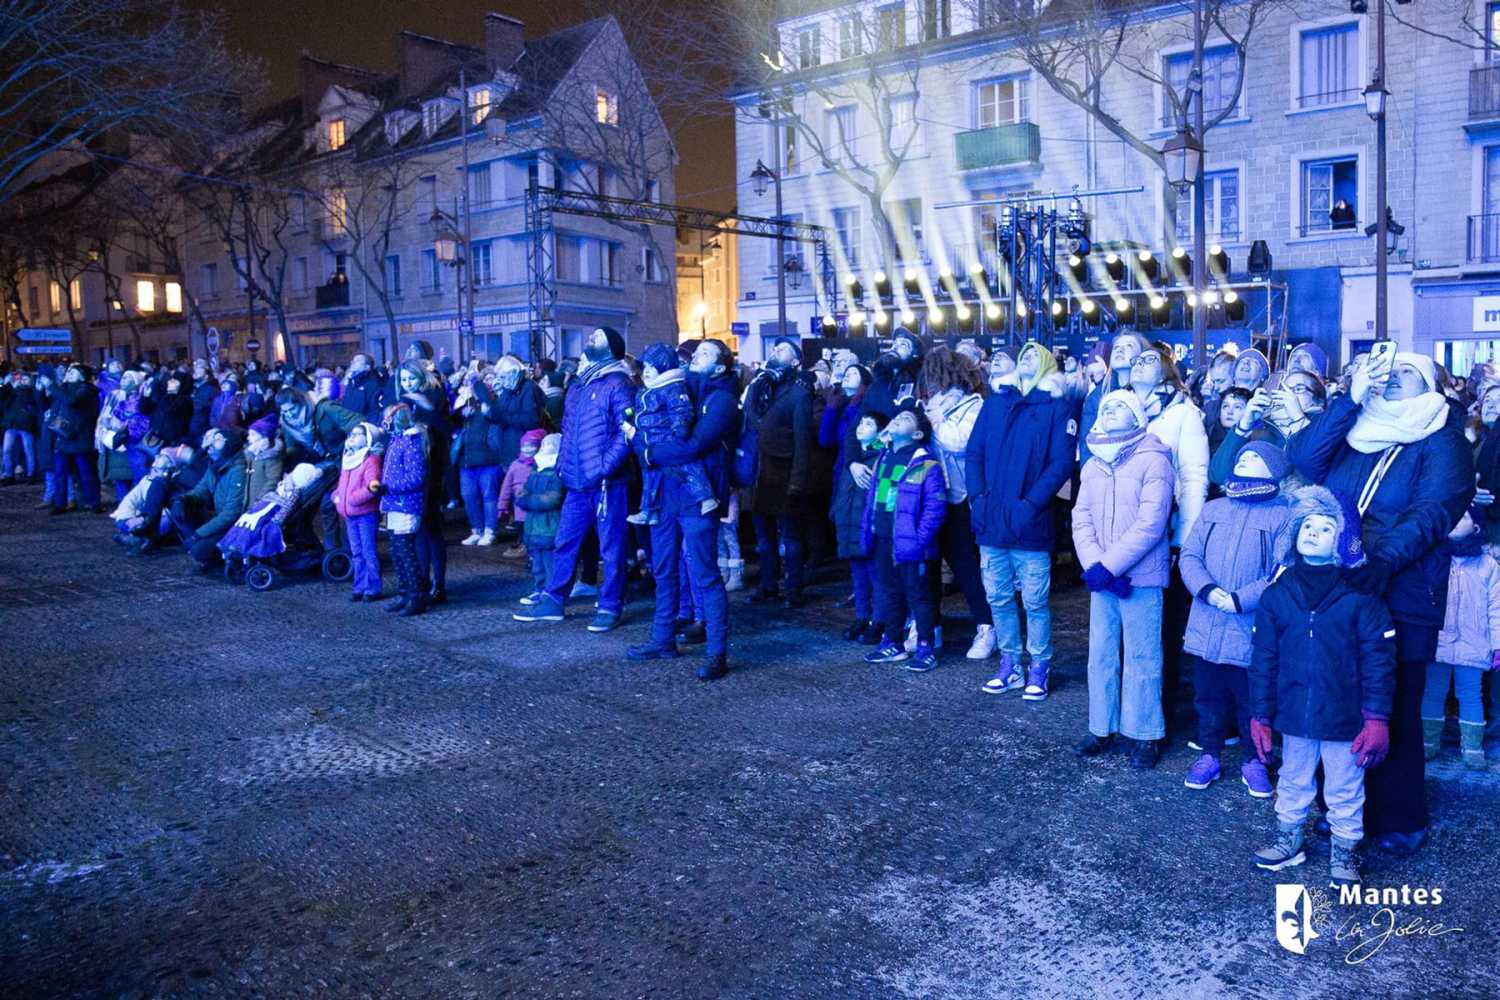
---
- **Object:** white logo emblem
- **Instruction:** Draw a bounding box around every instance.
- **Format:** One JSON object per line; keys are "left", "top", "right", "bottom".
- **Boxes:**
{"left": 1276, "top": 884, "right": 1320, "bottom": 955}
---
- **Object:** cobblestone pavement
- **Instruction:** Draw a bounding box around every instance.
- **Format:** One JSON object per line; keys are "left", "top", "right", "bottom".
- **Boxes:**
{"left": 2, "top": 483, "right": 1498, "bottom": 999}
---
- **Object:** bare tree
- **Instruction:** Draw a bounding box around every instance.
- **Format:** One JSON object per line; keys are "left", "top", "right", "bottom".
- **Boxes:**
{"left": 189, "top": 169, "right": 299, "bottom": 353}
{"left": 0, "top": 0, "right": 247, "bottom": 211}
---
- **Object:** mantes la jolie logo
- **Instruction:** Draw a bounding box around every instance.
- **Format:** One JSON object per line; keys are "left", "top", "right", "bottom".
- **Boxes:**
{"left": 1274, "top": 883, "right": 1462, "bottom": 962}
{"left": 1276, "top": 884, "right": 1324, "bottom": 955}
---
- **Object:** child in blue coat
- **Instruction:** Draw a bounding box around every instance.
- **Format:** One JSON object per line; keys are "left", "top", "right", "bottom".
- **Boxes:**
{"left": 860, "top": 404, "right": 946, "bottom": 672}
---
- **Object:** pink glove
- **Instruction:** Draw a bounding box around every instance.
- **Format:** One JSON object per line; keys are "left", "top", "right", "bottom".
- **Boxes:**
{"left": 1351, "top": 719, "right": 1390, "bottom": 769}
{"left": 1250, "top": 718, "right": 1274, "bottom": 763}
{"left": 1491, "top": 649, "right": 1500, "bottom": 672}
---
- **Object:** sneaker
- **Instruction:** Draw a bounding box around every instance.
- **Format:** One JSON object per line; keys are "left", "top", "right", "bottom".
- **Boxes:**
{"left": 512, "top": 595, "right": 564, "bottom": 622}
{"left": 586, "top": 611, "right": 620, "bottom": 633}
{"left": 903, "top": 622, "right": 943, "bottom": 652}
{"left": 1129, "top": 739, "right": 1159, "bottom": 770}
{"left": 906, "top": 643, "right": 937, "bottom": 673}
{"left": 626, "top": 510, "right": 650, "bottom": 526}
{"left": 1022, "top": 659, "right": 1051, "bottom": 701}
{"left": 461, "top": 531, "right": 483, "bottom": 546}
{"left": 476, "top": 530, "right": 495, "bottom": 546}
{"left": 1241, "top": 760, "right": 1274, "bottom": 799}
{"left": 570, "top": 580, "right": 600, "bottom": 599}
{"left": 864, "top": 642, "right": 910, "bottom": 664}
{"left": 1183, "top": 753, "right": 1221, "bottom": 790}
{"left": 1189, "top": 737, "right": 1242, "bottom": 752}
{"left": 1074, "top": 733, "right": 1113, "bottom": 757}
{"left": 518, "top": 591, "right": 545, "bottom": 606}
{"left": 501, "top": 544, "right": 526, "bottom": 560}
{"left": 1329, "top": 837, "right": 1361, "bottom": 889}
{"left": 626, "top": 642, "right": 679, "bottom": 661}
{"left": 980, "top": 654, "right": 1024, "bottom": 695}
{"left": 965, "top": 624, "right": 996, "bottom": 660}
{"left": 1253, "top": 822, "right": 1307, "bottom": 872}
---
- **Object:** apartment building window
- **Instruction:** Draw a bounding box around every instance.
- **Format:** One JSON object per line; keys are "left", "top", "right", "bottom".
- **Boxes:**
{"left": 1174, "top": 168, "right": 1241, "bottom": 243}
{"left": 327, "top": 187, "right": 348, "bottom": 236}
{"left": 642, "top": 246, "right": 663, "bottom": 283}
{"left": 921, "top": 0, "right": 951, "bottom": 42}
{"left": 136, "top": 279, "right": 155, "bottom": 312}
{"left": 165, "top": 282, "right": 182, "bottom": 313}
{"left": 49, "top": 280, "right": 61, "bottom": 314}
{"left": 775, "top": 213, "right": 803, "bottom": 274}
{"left": 421, "top": 248, "right": 441, "bottom": 291}
{"left": 798, "top": 26, "right": 822, "bottom": 70}
{"left": 826, "top": 105, "right": 856, "bottom": 163}
{"left": 775, "top": 121, "right": 800, "bottom": 174}
{"left": 471, "top": 86, "right": 492, "bottom": 125}
{"left": 292, "top": 256, "right": 309, "bottom": 292}
{"left": 877, "top": 3, "right": 906, "bottom": 50}
{"left": 201, "top": 262, "right": 218, "bottom": 298}
{"left": 1297, "top": 23, "right": 1359, "bottom": 109}
{"left": 235, "top": 258, "right": 248, "bottom": 291}
{"left": 647, "top": 178, "right": 661, "bottom": 203}
{"left": 1300, "top": 155, "right": 1358, "bottom": 234}
{"left": 472, "top": 241, "right": 493, "bottom": 285}
{"left": 595, "top": 87, "right": 619, "bottom": 126}
{"left": 290, "top": 194, "right": 307, "bottom": 231}
{"left": 889, "top": 197, "right": 925, "bottom": 262}
{"left": 27, "top": 285, "right": 38, "bottom": 317}
{"left": 384, "top": 254, "right": 402, "bottom": 296}
{"left": 422, "top": 100, "right": 446, "bottom": 137}
{"left": 975, "top": 77, "right": 1029, "bottom": 128}
{"left": 886, "top": 94, "right": 921, "bottom": 153}
{"left": 839, "top": 15, "right": 864, "bottom": 60}
{"left": 599, "top": 241, "right": 621, "bottom": 286}
{"left": 833, "top": 206, "right": 861, "bottom": 267}
{"left": 325, "top": 251, "right": 348, "bottom": 282}
{"left": 469, "top": 163, "right": 492, "bottom": 207}
{"left": 326, "top": 118, "right": 346, "bottom": 151}
{"left": 1489, "top": 1, "right": 1500, "bottom": 62}
{"left": 69, "top": 278, "right": 81, "bottom": 311}
{"left": 420, "top": 175, "right": 438, "bottom": 215}
{"left": 1163, "top": 45, "right": 1242, "bottom": 128}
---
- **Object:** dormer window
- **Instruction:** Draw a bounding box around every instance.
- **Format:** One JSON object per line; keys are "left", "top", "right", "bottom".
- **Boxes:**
{"left": 595, "top": 87, "right": 618, "bottom": 126}
{"left": 422, "top": 100, "right": 452, "bottom": 138}
{"left": 471, "top": 86, "right": 492, "bottom": 125}
{"left": 327, "top": 118, "right": 346, "bottom": 151}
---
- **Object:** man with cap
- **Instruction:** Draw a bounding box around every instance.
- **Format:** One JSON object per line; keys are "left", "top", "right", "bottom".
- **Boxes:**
{"left": 170, "top": 425, "right": 248, "bottom": 569}
{"left": 745, "top": 336, "right": 817, "bottom": 608}
{"left": 514, "top": 326, "right": 635, "bottom": 632}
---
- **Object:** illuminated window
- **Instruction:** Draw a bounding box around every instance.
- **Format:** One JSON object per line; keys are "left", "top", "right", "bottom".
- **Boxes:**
{"left": 49, "top": 281, "right": 61, "bottom": 314}
{"left": 327, "top": 119, "right": 346, "bottom": 151}
{"left": 328, "top": 187, "right": 348, "bottom": 235}
{"left": 136, "top": 279, "right": 156, "bottom": 312}
{"left": 69, "top": 278, "right": 81, "bottom": 311}
{"left": 595, "top": 88, "right": 618, "bottom": 126}
{"left": 471, "top": 87, "right": 491, "bottom": 125}
{"left": 165, "top": 281, "right": 183, "bottom": 313}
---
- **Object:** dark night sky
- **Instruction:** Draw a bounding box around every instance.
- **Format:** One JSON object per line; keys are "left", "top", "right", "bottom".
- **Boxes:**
{"left": 193, "top": 0, "right": 736, "bottom": 211}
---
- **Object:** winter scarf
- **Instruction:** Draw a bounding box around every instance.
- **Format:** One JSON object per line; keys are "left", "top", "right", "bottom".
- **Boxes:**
{"left": 1224, "top": 476, "right": 1281, "bottom": 502}
{"left": 341, "top": 422, "right": 380, "bottom": 471}
{"left": 1345, "top": 391, "right": 1450, "bottom": 454}
{"left": 577, "top": 357, "right": 631, "bottom": 387}
{"left": 1018, "top": 341, "right": 1059, "bottom": 396}
{"left": 1085, "top": 389, "right": 1149, "bottom": 464}
{"left": 643, "top": 365, "right": 685, "bottom": 391}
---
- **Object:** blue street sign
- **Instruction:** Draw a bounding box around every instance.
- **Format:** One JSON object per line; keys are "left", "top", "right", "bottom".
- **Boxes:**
{"left": 15, "top": 344, "right": 69, "bottom": 355}
{"left": 16, "top": 327, "right": 71, "bottom": 343}
{"left": 731, "top": 322, "right": 750, "bottom": 337}
{"left": 459, "top": 319, "right": 475, "bottom": 334}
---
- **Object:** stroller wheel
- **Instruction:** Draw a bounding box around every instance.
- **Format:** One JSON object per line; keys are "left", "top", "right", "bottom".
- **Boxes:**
{"left": 245, "top": 564, "right": 276, "bottom": 591}
{"left": 322, "top": 550, "right": 353, "bottom": 582}
{"left": 224, "top": 560, "right": 245, "bottom": 584}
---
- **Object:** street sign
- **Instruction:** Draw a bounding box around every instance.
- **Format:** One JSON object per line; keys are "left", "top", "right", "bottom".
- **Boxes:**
{"left": 459, "top": 319, "right": 475, "bottom": 334}
{"left": 245, "top": 337, "right": 262, "bottom": 353}
{"left": 731, "top": 322, "right": 749, "bottom": 337}
{"left": 205, "top": 326, "right": 220, "bottom": 355}
{"left": 16, "top": 327, "right": 71, "bottom": 343}
{"left": 15, "top": 344, "right": 69, "bottom": 355}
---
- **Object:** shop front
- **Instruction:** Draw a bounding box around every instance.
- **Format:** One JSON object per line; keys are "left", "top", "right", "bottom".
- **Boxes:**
{"left": 1412, "top": 278, "right": 1500, "bottom": 377}
{"left": 286, "top": 309, "right": 364, "bottom": 368}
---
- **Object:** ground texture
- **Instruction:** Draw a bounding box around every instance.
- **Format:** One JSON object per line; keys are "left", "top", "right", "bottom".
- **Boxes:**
{"left": 1, "top": 484, "right": 1497, "bottom": 998}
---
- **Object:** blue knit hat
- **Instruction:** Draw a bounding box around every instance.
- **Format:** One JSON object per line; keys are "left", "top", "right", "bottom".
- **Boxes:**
{"left": 639, "top": 342, "right": 678, "bottom": 375}
{"left": 1237, "top": 440, "right": 1291, "bottom": 482}
{"left": 1278, "top": 485, "right": 1366, "bottom": 568}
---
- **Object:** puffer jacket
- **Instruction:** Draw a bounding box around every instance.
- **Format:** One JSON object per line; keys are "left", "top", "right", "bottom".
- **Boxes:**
{"left": 517, "top": 466, "right": 564, "bottom": 547}
{"left": 1072, "top": 434, "right": 1175, "bottom": 586}
{"left": 487, "top": 379, "right": 546, "bottom": 469}
{"left": 50, "top": 382, "right": 100, "bottom": 455}
{"left": 140, "top": 385, "right": 193, "bottom": 447}
{"left": 1145, "top": 392, "right": 1209, "bottom": 545}
{"left": 244, "top": 442, "right": 284, "bottom": 503}
{"left": 927, "top": 389, "right": 984, "bottom": 504}
{"left": 333, "top": 453, "right": 383, "bottom": 519}
{"left": 455, "top": 396, "right": 504, "bottom": 468}
{"left": 966, "top": 379, "right": 1075, "bottom": 552}
{"left": 341, "top": 370, "right": 385, "bottom": 423}
{"left": 557, "top": 362, "right": 633, "bottom": 490}
{"left": 860, "top": 444, "right": 947, "bottom": 563}
{"left": 1289, "top": 394, "right": 1475, "bottom": 657}
{"left": 831, "top": 439, "right": 881, "bottom": 559}
{"left": 642, "top": 370, "right": 739, "bottom": 516}
{"left": 1178, "top": 493, "right": 1293, "bottom": 667}
{"left": 1250, "top": 563, "right": 1397, "bottom": 741}
{"left": 379, "top": 430, "right": 429, "bottom": 516}
{"left": 182, "top": 448, "right": 248, "bottom": 539}
{"left": 1435, "top": 548, "right": 1500, "bottom": 669}
{"left": 1, "top": 385, "right": 40, "bottom": 433}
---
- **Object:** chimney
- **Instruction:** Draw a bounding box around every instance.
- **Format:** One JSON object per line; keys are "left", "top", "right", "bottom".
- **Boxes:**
{"left": 485, "top": 13, "right": 525, "bottom": 73}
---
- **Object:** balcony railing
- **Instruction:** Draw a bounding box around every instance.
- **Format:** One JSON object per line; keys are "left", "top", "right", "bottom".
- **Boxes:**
{"left": 1468, "top": 214, "right": 1500, "bottom": 263}
{"left": 954, "top": 122, "right": 1041, "bottom": 171}
{"left": 1472, "top": 65, "right": 1500, "bottom": 119}
{"left": 315, "top": 278, "right": 350, "bottom": 309}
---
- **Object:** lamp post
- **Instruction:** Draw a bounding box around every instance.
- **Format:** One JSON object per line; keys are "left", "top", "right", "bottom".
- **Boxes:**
{"left": 750, "top": 159, "right": 789, "bottom": 342}
{"left": 1164, "top": 125, "right": 1206, "bottom": 366}
{"left": 431, "top": 209, "right": 468, "bottom": 356}
{"left": 1365, "top": 0, "right": 1391, "bottom": 343}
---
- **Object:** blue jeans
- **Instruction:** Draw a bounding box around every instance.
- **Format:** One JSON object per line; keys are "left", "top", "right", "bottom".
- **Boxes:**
{"left": 1422, "top": 661, "right": 1485, "bottom": 723}
{"left": 527, "top": 543, "right": 554, "bottom": 593}
{"left": 345, "top": 512, "right": 381, "bottom": 596}
{"left": 51, "top": 452, "right": 100, "bottom": 509}
{"left": 2, "top": 429, "right": 36, "bottom": 477}
{"left": 752, "top": 513, "right": 803, "bottom": 597}
{"left": 1087, "top": 587, "right": 1165, "bottom": 741}
{"left": 850, "top": 555, "right": 875, "bottom": 620}
{"left": 650, "top": 513, "right": 728, "bottom": 657}
{"left": 459, "top": 464, "right": 500, "bottom": 533}
{"left": 979, "top": 546, "right": 1054, "bottom": 659}
{"left": 545, "top": 480, "right": 629, "bottom": 616}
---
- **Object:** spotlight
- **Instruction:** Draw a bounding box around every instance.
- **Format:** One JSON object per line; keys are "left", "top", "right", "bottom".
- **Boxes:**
{"left": 1135, "top": 251, "right": 1159, "bottom": 282}
{"left": 847, "top": 278, "right": 864, "bottom": 302}
{"left": 957, "top": 305, "right": 976, "bottom": 332}
{"left": 968, "top": 262, "right": 988, "bottom": 289}
{"left": 1049, "top": 298, "right": 1067, "bottom": 320}
{"left": 928, "top": 309, "right": 946, "bottom": 329}
{"left": 874, "top": 310, "right": 891, "bottom": 330}
{"left": 873, "top": 271, "right": 892, "bottom": 299}
{"left": 821, "top": 315, "right": 838, "bottom": 334}
{"left": 1201, "top": 290, "right": 1220, "bottom": 307}
{"left": 1068, "top": 254, "right": 1088, "bottom": 285}
{"left": 985, "top": 303, "right": 1003, "bottom": 323}
{"left": 1208, "top": 244, "right": 1230, "bottom": 277}
{"left": 1113, "top": 296, "right": 1135, "bottom": 323}
{"left": 1104, "top": 252, "right": 1125, "bottom": 283}
{"left": 1247, "top": 240, "right": 1273, "bottom": 279}
{"left": 900, "top": 308, "right": 916, "bottom": 326}
{"left": 1078, "top": 297, "right": 1099, "bottom": 323}
{"left": 1224, "top": 289, "right": 1246, "bottom": 322}
{"left": 1170, "top": 247, "right": 1192, "bottom": 284}
{"left": 849, "top": 310, "right": 868, "bottom": 334}
{"left": 938, "top": 264, "right": 954, "bottom": 281}
{"left": 903, "top": 268, "right": 921, "bottom": 295}
{"left": 1148, "top": 294, "right": 1170, "bottom": 324}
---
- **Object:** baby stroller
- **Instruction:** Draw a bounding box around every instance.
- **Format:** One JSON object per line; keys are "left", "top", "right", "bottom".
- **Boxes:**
{"left": 222, "top": 464, "right": 353, "bottom": 591}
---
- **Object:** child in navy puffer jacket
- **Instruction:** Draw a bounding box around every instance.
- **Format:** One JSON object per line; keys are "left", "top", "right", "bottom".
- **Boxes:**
{"left": 379, "top": 403, "right": 430, "bottom": 617}
{"left": 859, "top": 403, "right": 946, "bottom": 672}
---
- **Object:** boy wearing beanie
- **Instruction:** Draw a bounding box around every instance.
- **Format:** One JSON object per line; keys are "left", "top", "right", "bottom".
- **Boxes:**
{"left": 1249, "top": 485, "right": 1396, "bottom": 888}
{"left": 1179, "top": 440, "right": 1294, "bottom": 797}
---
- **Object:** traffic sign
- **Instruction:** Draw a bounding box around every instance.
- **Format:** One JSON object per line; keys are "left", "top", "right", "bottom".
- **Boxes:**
{"left": 459, "top": 319, "right": 475, "bottom": 334}
{"left": 245, "top": 337, "right": 261, "bottom": 353}
{"left": 16, "top": 327, "right": 71, "bottom": 343}
{"left": 731, "top": 322, "right": 750, "bottom": 337}
{"left": 205, "top": 326, "right": 220, "bottom": 355}
{"left": 15, "top": 344, "right": 69, "bottom": 355}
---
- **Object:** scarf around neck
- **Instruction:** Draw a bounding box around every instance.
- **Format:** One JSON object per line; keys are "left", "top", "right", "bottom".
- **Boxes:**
{"left": 579, "top": 357, "right": 630, "bottom": 385}
{"left": 1224, "top": 475, "right": 1280, "bottom": 502}
{"left": 643, "top": 366, "right": 685, "bottom": 391}
{"left": 1345, "top": 391, "right": 1449, "bottom": 453}
{"left": 1086, "top": 424, "right": 1147, "bottom": 465}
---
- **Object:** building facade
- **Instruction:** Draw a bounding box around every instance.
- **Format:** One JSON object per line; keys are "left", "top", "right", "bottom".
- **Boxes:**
{"left": 676, "top": 222, "right": 740, "bottom": 346}
{"left": 731, "top": 0, "right": 1498, "bottom": 371}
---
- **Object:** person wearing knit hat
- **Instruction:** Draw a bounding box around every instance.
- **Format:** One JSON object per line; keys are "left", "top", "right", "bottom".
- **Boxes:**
{"left": 1232, "top": 348, "right": 1271, "bottom": 391}
{"left": 244, "top": 410, "right": 285, "bottom": 503}
{"left": 1287, "top": 342, "right": 1331, "bottom": 379}
{"left": 1177, "top": 439, "right": 1294, "bottom": 797}
{"left": 1249, "top": 484, "right": 1396, "bottom": 887}
{"left": 498, "top": 427, "right": 548, "bottom": 556}
{"left": 863, "top": 328, "right": 926, "bottom": 420}
{"left": 1073, "top": 388, "right": 1177, "bottom": 769}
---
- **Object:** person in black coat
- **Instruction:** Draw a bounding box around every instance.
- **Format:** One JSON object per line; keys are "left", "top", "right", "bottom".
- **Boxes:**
{"left": 487, "top": 358, "right": 546, "bottom": 468}
{"left": 139, "top": 372, "right": 195, "bottom": 448}
{"left": 747, "top": 337, "right": 816, "bottom": 608}
{"left": 48, "top": 364, "right": 103, "bottom": 513}
{"left": 341, "top": 354, "right": 386, "bottom": 423}
{"left": 1, "top": 371, "right": 42, "bottom": 482}
{"left": 1287, "top": 350, "right": 1473, "bottom": 855}
{"left": 188, "top": 359, "right": 217, "bottom": 443}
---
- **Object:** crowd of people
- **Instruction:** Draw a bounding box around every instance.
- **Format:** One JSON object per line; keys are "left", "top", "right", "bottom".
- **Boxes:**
{"left": 3, "top": 324, "right": 1498, "bottom": 889}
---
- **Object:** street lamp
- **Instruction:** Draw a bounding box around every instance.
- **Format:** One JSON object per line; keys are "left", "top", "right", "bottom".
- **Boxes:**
{"left": 749, "top": 158, "right": 789, "bottom": 342}
{"left": 1363, "top": 81, "right": 1389, "bottom": 119}
{"left": 784, "top": 254, "right": 805, "bottom": 291}
{"left": 431, "top": 208, "right": 469, "bottom": 354}
{"left": 750, "top": 161, "right": 774, "bottom": 198}
{"left": 1162, "top": 128, "right": 1204, "bottom": 194}
{"left": 1366, "top": 0, "right": 1392, "bottom": 342}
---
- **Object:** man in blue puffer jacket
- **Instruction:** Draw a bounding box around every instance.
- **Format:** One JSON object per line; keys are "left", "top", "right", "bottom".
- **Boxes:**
{"left": 514, "top": 327, "right": 634, "bottom": 632}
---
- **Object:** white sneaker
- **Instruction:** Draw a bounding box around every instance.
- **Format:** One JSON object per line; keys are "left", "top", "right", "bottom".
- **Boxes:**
{"left": 570, "top": 580, "right": 599, "bottom": 599}
{"left": 966, "top": 624, "right": 997, "bottom": 660}
{"left": 477, "top": 530, "right": 495, "bottom": 546}
{"left": 460, "top": 532, "right": 483, "bottom": 546}
{"left": 903, "top": 621, "right": 942, "bottom": 652}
